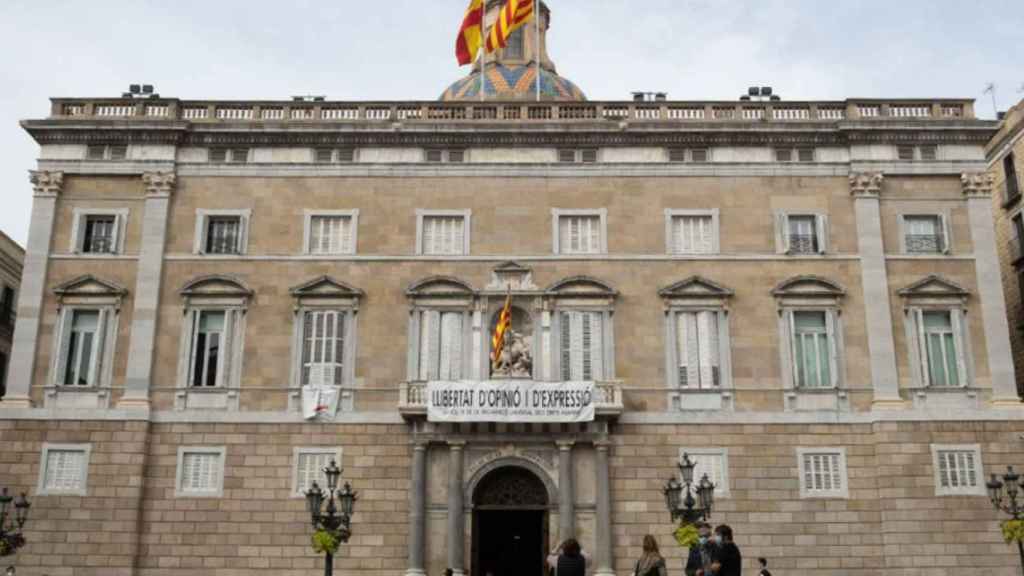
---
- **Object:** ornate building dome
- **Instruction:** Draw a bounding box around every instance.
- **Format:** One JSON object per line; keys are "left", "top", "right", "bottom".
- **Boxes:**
{"left": 440, "top": 1, "right": 586, "bottom": 102}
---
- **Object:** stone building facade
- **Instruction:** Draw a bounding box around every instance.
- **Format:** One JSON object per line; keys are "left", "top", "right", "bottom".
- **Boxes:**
{"left": 988, "top": 99, "right": 1024, "bottom": 395}
{"left": 0, "top": 230, "right": 24, "bottom": 398}
{"left": 2, "top": 4, "right": 1024, "bottom": 576}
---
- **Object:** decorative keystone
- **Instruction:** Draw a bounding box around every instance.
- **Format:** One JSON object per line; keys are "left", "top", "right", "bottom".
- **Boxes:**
{"left": 961, "top": 172, "right": 995, "bottom": 197}
{"left": 849, "top": 172, "right": 884, "bottom": 197}
{"left": 142, "top": 171, "right": 176, "bottom": 197}
{"left": 29, "top": 170, "right": 63, "bottom": 196}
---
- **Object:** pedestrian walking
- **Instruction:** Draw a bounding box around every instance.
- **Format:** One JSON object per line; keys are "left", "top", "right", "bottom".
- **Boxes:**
{"left": 711, "top": 525, "right": 741, "bottom": 576}
{"left": 685, "top": 522, "right": 719, "bottom": 576}
{"left": 632, "top": 534, "right": 667, "bottom": 576}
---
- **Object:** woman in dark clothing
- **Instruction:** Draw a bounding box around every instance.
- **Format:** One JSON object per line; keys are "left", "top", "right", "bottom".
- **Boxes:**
{"left": 633, "top": 535, "right": 668, "bottom": 576}
{"left": 555, "top": 538, "right": 587, "bottom": 576}
{"left": 712, "top": 525, "right": 742, "bottom": 576}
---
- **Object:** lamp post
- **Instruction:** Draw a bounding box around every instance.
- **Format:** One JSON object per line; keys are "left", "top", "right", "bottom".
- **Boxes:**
{"left": 305, "top": 459, "right": 357, "bottom": 576}
{"left": 987, "top": 466, "right": 1024, "bottom": 576}
{"left": 0, "top": 488, "right": 30, "bottom": 557}
{"left": 662, "top": 453, "right": 715, "bottom": 525}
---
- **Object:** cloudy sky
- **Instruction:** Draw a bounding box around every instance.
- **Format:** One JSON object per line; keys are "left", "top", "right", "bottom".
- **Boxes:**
{"left": 1, "top": 0, "right": 1021, "bottom": 246}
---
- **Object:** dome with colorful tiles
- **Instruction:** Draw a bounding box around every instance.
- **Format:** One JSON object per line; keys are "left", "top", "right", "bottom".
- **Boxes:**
{"left": 440, "top": 63, "right": 586, "bottom": 102}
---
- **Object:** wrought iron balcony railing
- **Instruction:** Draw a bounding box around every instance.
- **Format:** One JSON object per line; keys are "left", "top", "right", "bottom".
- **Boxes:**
{"left": 906, "top": 234, "right": 944, "bottom": 254}
{"left": 788, "top": 234, "right": 819, "bottom": 254}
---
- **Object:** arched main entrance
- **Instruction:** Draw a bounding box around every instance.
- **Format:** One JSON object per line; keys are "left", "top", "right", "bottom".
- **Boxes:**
{"left": 471, "top": 465, "right": 550, "bottom": 576}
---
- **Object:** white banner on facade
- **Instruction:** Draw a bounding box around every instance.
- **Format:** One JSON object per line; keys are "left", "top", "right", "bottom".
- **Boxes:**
{"left": 426, "top": 380, "right": 595, "bottom": 423}
{"left": 302, "top": 385, "right": 340, "bottom": 420}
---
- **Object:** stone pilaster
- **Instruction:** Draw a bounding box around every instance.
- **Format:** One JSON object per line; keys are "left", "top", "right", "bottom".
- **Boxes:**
{"left": 3, "top": 171, "right": 63, "bottom": 408}
{"left": 962, "top": 173, "right": 1021, "bottom": 405}
{"left": 447, "top": 441, "right": 466, "bottom": 576}
{"left": 556, "top": 440, "right": 575, "bottom": 541}
{"left": 120, "top": 172, "right": 175, "bottom": 409}
{"left": 850, "top": 173, "right": 905, "bottom": 408}
{"left": 406, "top": 442, "right": 428, "bottom": 576}
{"left": 594, "top": 441, "right": 614, "bottom": 576}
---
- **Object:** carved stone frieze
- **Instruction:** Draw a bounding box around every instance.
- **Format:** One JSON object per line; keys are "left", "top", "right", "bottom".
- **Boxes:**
{"left": 961, "top": 172, "right": 995, "bottom": 197}
{"left": 142, "top": 171, "right": 176, "bottom": 197}
{"left": 465, "top": 444, "right": 556, "bottom": 481}
{"left": 29, "top": 170, "right": 63, "bottom": 196}
{"left": 849, "top": 172, "right": 884, "bottom": 197}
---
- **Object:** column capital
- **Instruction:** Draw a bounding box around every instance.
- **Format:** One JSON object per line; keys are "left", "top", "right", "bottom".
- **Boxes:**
{"left": 849, "top": 172, "right": 884, "bottom": 198}
{"left": 411, "top": 441, "right": 429, "bottom": 451}
{"left": 29, "top": 170, "right": 63, "bottom": 197}
{"left": 961, "top": 172, "right": 995, "bottom": 198}
{"left": 142, "top": 171, "right": 176, "bottom": 197}
{"left": 447, "top": 440, "right": 467, "bottom": 450}
{"left": 594, "top": 440, "right": 611, "bottom": 451}
{"left": 556, "top": 439, "right": 575, "bottom": 451}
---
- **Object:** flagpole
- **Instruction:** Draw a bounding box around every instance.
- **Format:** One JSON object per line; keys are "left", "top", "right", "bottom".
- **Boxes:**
{"left": 535, "top": 1, "right": 541, "bottom": 102}
{"left": 480, "top": 0, "right": 487, "bottom": 102}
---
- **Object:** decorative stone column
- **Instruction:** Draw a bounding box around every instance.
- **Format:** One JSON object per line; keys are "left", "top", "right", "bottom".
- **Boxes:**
{"left": 594, "top": 441, "right": 614, "bottom": 576}
{"left": 447, "top": 441, "right": 466, "bottom": 576}
{"left": 3, "top": 171, "right": 63, "bottom": 408}
{"left": 406, "top": 442, "right": 428, "bottom": 576}
{"left": 849, "top": 173, "right": 904, "bottom": 408}
{"left": 120, "top": 172, "right": 176, "bottom": 409}
{"left": 557, "top": 440, "right": 575, "bottom": 541}
{"left": 962, "top": 173, "right": 1020, "bottom": 405}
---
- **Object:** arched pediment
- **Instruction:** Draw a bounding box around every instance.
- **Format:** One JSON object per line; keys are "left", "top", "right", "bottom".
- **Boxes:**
{"left": 658, "top": 276, "right": 734, "bottom": 298}
{"left": 897, "top": 275, "right": 969, "bottom": 299}
{"left": 180, "top": 275, "right": 253, "bottom": 298}
{"left": 406, "top": 276, "right": 476, "bottom": 297}
{"left": 53, "top": 275, "right": 128, "bottom": 298}
{"left": 290, "top": 276, "right": 364, "bottom": 298}
{"left": 771, "top": 275, "right": 846, "bottom": 298}
{"left": 544, "top": 276, "right": 618, "bottom": 298}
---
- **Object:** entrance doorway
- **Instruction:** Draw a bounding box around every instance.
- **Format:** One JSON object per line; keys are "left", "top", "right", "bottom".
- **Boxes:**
{"left": 471, "top": 466, "right": 549, "bottom": 576}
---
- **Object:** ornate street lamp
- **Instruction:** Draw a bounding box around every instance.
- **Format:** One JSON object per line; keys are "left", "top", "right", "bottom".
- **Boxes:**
{"left": 0, "top": 488, "right": 30, "bottom": 557}
{"left": 305, "top": 459, "right": 357, "bottom": 576}
{"left": 987, "top": 466, "right": 1024, "bottom": 576}
{"left": 663, "top": 453, "right": 714, "bottom": 525}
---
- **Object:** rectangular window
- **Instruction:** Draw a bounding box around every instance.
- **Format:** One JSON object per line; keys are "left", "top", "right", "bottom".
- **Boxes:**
{"left": 668, "top": 148, "right": 688, "bottom": 163}
{"left": 1012, "top": 214, "right": 1024, "bottom": 264}
{"left": 904, "top": 215, "right": 945, "bottom": 254}
{"left": 670, "top": 215, "right": 715, "bottom": 254}
{"left": 1, "top": 285, "right": 14, "bottom": 325}
{"left": 190, "top": 311, "right": 225, "bottom": 387}
{"left": 921, "top": 311, "right": 960, "bottom": 387}
{"left": 690, "top": 148, "right": 709, "bottom": 163}
{"left": 205, "top": 217, "right": 242, "bottom": 254}
{"left": 337, "top": 148, "right": 355, "bottom": 163}
{"left": 209, "top": 148, "right": 248, "bottom": 163}
{"left": 63, "top": 310, "right": 101, "bottom": 386}
{"left": 293, "top": 448, "right": 342, "bottom": 496}
{"left": 426, "top": 149, "right": 444, "bottom": 163}
{"left": 797, "top": 148, "right": 814, "bottom": 162}
{"left": 932, "top": 444, "right": 985, "bottom": 496}
{"left": 580, "top": 149, "right": 598, "bottom": 163}
{"left": 558, "top": 215, "right": 602, "bottom": 254}
{"left": 676, "top": 311, "right": 720, "bottom": 389}
{"left": 919, "top": 145, "right": 937, "bottom": 161}
{"left": 108, "top": 145, "right": 128, "bottom": 160}
{"left": 39, "top": 445, "right": 90, "bottom": 495}
{"left": 301, "top": 310, "right": 346, "bottom": 386}
{"left": 560, "top": 311, "right": 604, "bottom": 381}
{"left": 82, "top": 216, "right": 117, "bottom": 254}
{"left": 504, "top": 28, "right": 525, "bottom": 58}
{"left": 176, "top": 448, "right": 225, "bottom": 497}
{"left": 799, "top": 449, "right": 847, "bottom": 498}
{"left": 229, "top": 148, "right": 249, "bottom": 163}
{"left": 679, "top": 449, "right": 729, "bottom": 497}
{"left": 421, "top": 215, "right": 467, "bottom": 255}
{"left": 775, "top": 149, "right": 793, "bottom": 162}
{"left": 314, "top": 148, "right": 334, "bottom": 163}
{"left": 448, "top": 149, "right": 465, "bottom": 163}
{"left": 1006, "top": 153, "right": 1020, "bottom": 204}
{"left": 86, "top": 145, "right": 106, "bottom": 160}
{"left": 558, "top": 149, "right": 577, "bottom": 163}
{"left": 558, "top": 149, "right": 598, "bottom": 163}
{"left": 898, "top": 145, "right": 915, "bottom": 161}
{"left": 308, "top": 215, "right": 354, "bottom": 255}
{"left": 418, "top": 310, "right": 463, "bottom": 381}
{"left": 787, "top": 215, "right": 819, "bottom": 254}
{"left": 0, "top": 351, "right": 7, "bottom": 395}
{"left": 209, "top": 148, "right": 228, "bottom": 162}
{"left": 792, "top": 311, "right": 832, "bottom": 389}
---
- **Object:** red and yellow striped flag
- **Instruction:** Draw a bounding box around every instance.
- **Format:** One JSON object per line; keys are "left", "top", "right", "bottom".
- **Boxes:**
{"left": 484, "top": 0, "right": 535, "bottom": 53}
{"left": 491, "top": 292, "right": 513, "bottom": 362}
{"left": 455, "top": 0, "right": 484, "bottom": 66}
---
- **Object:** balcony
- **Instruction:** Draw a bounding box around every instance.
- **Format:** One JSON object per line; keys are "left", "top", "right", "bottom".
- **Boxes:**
{"left": 398, "top": 380, "right": 624, "bottom": 420}
{"left": 788, "top": 234, "right": 819, "bottom": 255}
{"left": 906, "top": 234, "right": 944, "bottom": 254}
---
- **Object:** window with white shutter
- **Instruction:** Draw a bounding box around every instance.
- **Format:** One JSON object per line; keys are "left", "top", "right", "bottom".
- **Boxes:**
{"left": 558, "top": 215, "right": 602, "bottom": 254}
{"left": 308, "top": 215, "right": 355, "bottom": 255}
{"left": 798, "top": 448, "right": 848, "bottom": 498}
{"left": 787, "top": 215, "right": 818, "bottom": 254}
{"left": 301, "top": 310, "right": 346, "bottom": 386}
{"left": 418, "top": 310, "right": 464, "bottom": 381}
{"left": 914, "top": 310, "right": 964, "bottom": 387}
{"left": 670, "top": 214, "right": 715, "bottom": 254}
{"left": 420, "top": 213, "right": 469, "bottom": 255}
{"left": 676, "top": 311, "right": 720, "bottom": 389}
{"left": 176, "top": 447, "right": 225, "bottom": 497}
{"left": 292, "top": 448, "right": 342, "bottom": 496}
{"left": 679, "top": 449, "right": 730, "bottom": 497}
{"left": 903, "top": 215, "right": 947, "bottom": 254}
{"left": 790, "top": 311, "right": 836, "bottom": 389}
{"left": 559, "top": 311, "right": 604, "bottom": 381}
{"left": 38, "top": 444, "right": 91, "bottom": 495}
{"left": 932, "top": 444, "right": 985, "bottom": 496}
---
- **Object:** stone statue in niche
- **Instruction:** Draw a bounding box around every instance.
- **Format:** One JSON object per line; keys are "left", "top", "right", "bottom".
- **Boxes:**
{"left": 490, "top": 306, "right": 534, "bottom": 378}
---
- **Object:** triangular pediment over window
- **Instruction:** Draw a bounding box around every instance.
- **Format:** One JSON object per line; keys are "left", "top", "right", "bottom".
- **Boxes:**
{"left": 290, "top": 276, "right": 364, "bottom": 298}
{"left": 53, "top": 275, "right": 128, "bottom": 298}
{"left": 771, "top": 275, "right": 846, "bottom": 298}
{"left": 897, "top": 275, "right": 970, "bottom": 300}
{"left": 658, "top": 276, "right": 734, "bottom": 298}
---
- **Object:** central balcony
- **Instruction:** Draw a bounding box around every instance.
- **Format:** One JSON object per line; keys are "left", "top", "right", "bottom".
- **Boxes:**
{"left": 398, "top": 380, "right": 624, "bottom": 421}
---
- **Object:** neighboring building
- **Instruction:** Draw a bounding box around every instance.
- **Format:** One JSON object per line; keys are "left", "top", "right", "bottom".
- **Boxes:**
{"left": 2, "top": 3, "right": 1024, "bottom": 575}
{"left": 0, "top": 230, "right": 24, "bottom": 398}
{"left": 989, "top": 99, "right": 1024, "bottom": 395}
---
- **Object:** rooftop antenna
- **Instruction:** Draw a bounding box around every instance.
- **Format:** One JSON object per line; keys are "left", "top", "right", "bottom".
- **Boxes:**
{"left": 983, "top": 83, "right": 998, "bottom": 118}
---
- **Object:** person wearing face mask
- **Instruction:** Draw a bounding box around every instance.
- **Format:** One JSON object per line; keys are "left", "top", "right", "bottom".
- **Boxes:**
{"left": 684, "top": 522, "right": 719, "bottom": 576}
{"left": 709, "top": 524, "right": 742, "bottom": 576}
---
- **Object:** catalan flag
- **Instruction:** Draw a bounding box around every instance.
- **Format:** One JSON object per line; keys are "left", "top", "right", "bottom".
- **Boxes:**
{"left": 485, "top": 0, "right": 535, "bottom": 53}
{"left": 491, "top": 292, "right": 513, "bottom": 363}
{"left": 455, "top": 0, "right": 485, "bottom": 66}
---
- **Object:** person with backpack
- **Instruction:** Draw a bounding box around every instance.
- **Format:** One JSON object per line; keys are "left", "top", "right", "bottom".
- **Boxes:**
{"left": 632, "top": 535, "right": 667, "bottom": 576}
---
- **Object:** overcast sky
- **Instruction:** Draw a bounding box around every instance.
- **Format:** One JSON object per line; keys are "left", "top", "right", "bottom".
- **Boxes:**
{"left": 1, "top": 0, "right": 1021, "bottom": 246}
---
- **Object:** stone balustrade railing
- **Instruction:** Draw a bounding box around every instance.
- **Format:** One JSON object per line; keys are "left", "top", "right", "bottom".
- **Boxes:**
{"left": 47, "top": 98, "right": 975, "bottom": 124}
{"left": 398, "top": 380, "right": 624, "bottom": 419}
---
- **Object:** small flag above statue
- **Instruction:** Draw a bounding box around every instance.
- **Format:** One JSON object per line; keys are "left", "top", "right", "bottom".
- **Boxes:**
{"left": 484, "top": 0, "right": 535, "bottom": 53}
{"left": 455, "top": 0, "right": 485, "bottom": 66}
